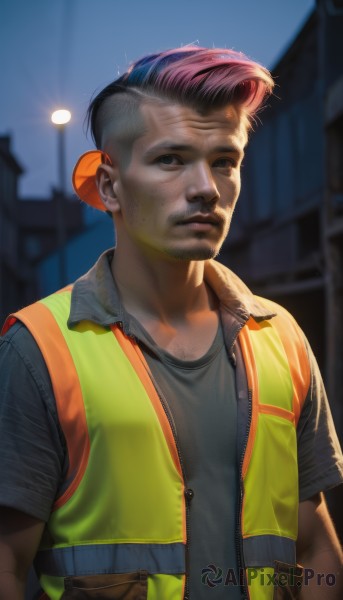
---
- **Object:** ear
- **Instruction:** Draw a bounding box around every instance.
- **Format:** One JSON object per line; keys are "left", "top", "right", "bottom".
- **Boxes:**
{"left": 96, "top": 163, "right": 121, "bottom": 214}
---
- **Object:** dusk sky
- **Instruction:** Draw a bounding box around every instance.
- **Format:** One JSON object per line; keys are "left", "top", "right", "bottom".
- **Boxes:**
{"left": 1, "top": 0, "right": 314, "bottom": 198}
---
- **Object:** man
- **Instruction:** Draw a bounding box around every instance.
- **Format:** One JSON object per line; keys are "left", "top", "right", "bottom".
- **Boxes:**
{"left": 0, "top": 46, "right": 343, "bottom": 600}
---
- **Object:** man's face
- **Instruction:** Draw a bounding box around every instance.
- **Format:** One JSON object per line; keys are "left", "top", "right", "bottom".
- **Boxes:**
{"left": 110, "top": 100, "right": 247, "bottom": 262}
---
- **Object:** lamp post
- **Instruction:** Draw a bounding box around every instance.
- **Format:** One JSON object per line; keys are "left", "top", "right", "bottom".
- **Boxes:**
{"left": 51, "top": 109, "right": 71, "bottom": 288}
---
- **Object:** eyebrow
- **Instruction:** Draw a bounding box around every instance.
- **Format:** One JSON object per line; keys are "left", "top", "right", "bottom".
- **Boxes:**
{"left": 144, "top": 142, "right": 244, "bottom": 158}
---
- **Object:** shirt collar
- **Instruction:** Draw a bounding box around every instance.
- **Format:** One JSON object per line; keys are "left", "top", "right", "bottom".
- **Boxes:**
{"left": 68, "top": 248, "right": 275, "bottom": 329}
{"left": 203, "top": 259, "right": 275, "bottom": 322}
{"left": 68, "top": 249, "right": 124, "bottom": 328}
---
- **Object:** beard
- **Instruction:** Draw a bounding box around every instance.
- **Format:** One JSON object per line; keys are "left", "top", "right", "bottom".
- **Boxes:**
{"left": 163, "top": 220, "right": 230, "bottom": 261}
{"left": 163, "top": 242, "right": 223, "bottom": 261}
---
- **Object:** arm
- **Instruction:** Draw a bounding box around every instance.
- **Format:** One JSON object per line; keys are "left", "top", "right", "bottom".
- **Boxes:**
{"left": 297, "top": 493, "right": 343, "bottom": 599}
{"left": 0, "top": 327, "right": 66, "bottom": 598}
{"left": 0, "top": 507, "right": 45, "bottom": 600}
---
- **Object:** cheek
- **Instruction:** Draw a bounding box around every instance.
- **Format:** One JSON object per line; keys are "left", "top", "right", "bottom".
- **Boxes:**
{"left": 220, "top": 175, "right": 241, "bottom": 208}
{"left": 231, "top": 170, "right": 242, "bottom": 199}
{"left": 120, "top": 185, "right": 165, "bottom": 229}
{"left": 234, "top": 178, "right": 241, "bottom": 202}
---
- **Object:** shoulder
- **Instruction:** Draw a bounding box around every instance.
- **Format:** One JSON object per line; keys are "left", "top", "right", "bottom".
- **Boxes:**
{"left": 1, "top": 320, "right": 43, "bottom": 361}
{"left": 254, "top": 296, "right": 300, "bottom": 326}
{"left": 253, "top": 295, "right": 310, "bottom": 360}
{"left": 0, "top": 320, "right": 58, "bottom": 419}
{"left": 252, "top": 296, "right": 312, "bottom": 416}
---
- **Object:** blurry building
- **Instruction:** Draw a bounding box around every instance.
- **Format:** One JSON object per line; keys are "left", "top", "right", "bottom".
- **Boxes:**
{"left": 18, "top": 190, "right": 85, "bottom": 305}
{"left": 37, "top": 211, "right": 115, "bottom": 297}
{"left": 0, "top": 136, "right": 24, "bottom": 325}
{"left": 0, "top": 133, "right": 115, "bottom": 323}
{"left": 0, "top": 136, "right": 85, "bottom": 324}
{"left": 222, "top": 0, "right": 343, "bottom": 532}
{"left": 223, "top": 0, "right": 343, "bottom": 411}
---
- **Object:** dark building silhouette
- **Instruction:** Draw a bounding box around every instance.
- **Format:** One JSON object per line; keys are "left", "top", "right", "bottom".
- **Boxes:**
{"left": 0, "top": 135, "right": 84, "bottom": 324}
{"left": 223, "top": 1, "right": 343, "bottom": 410}
{"left": 222, "top": 0, "right": 343, "bottom": 535}
{"left": 0, "top": 136, "right": 24, "bottom": 325}
{"left": 18, "top": 191, "right": 84, "bottom": 304}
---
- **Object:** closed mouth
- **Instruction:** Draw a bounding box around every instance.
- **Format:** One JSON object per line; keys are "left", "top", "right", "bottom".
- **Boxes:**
{"left": 178, "top": 214, "right": 222, "bottom": 226}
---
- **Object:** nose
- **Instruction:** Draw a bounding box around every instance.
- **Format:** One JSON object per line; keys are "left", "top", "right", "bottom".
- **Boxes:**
{"left": 186, "top": 162, "right": 220, "bottom": 204}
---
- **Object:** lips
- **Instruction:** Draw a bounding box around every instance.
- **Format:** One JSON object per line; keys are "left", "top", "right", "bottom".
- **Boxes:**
{"left": 178, "top": 213, "right": 222, "bottom": 226}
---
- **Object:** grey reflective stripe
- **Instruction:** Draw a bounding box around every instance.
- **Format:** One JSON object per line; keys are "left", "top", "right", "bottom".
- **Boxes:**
{"left": 35, "top": 542, "right": 185, "bottom": 577}
{"left": 243, "top": 535, "right": 296, "bottom": 568}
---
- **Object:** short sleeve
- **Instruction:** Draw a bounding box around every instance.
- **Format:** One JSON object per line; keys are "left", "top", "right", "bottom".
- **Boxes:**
{"left": 297, "top": 339, "right": 343, "bottom": 502}
{"left": 0, "top": 323, "right": 67, "bottom": 521}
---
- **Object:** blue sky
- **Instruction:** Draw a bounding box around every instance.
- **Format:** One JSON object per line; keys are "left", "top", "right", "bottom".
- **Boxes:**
{"left": 0, "top": 0, "right": 314, "bottom": 198}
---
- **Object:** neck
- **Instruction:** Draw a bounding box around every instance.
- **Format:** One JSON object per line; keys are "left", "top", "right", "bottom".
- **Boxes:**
{"left": 112, "top": 244, "right": 214, "bottom": 324}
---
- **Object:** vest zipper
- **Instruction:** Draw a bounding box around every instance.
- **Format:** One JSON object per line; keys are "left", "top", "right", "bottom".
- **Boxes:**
{"left": 229, "top": 318, "right": 251, "bottom": 600}
{"left": 142, "top": 368, "right": 191, "bottom": 600}
{"left": 236, "top": 388, "right": 252, "bottom": 600}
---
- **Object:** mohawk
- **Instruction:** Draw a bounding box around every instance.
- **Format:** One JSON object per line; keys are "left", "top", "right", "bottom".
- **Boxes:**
{"left": 88, "top": 46, "right": 274, "bottom": 147}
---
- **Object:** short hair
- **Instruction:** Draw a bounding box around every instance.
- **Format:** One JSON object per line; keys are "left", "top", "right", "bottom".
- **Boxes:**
{"left": 87, "top": 45, "right": 274, "bottom": 149}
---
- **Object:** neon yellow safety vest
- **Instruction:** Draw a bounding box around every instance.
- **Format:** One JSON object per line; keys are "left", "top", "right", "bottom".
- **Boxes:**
{"left": 4, "top": 286, "right": 310, "bottom": 600}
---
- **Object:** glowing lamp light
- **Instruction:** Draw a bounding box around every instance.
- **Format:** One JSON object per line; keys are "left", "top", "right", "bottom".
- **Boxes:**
{"left": 51, "top": 109, "right": 71, "bottom": 125}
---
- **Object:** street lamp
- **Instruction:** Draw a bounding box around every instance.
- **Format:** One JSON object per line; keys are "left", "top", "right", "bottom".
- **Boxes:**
{"left": 51, "top": 109, "right": 71, "bottom": 195}
{"left": 51, "top": 108, "right": 71, "bottom": 287}
{"left": 51, "top": 109, "right": 71, "bottom": 125}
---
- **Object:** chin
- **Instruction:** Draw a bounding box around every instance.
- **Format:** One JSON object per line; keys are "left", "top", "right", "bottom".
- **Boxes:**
{"left": 166, "top": 246, "right": 220, "bottom": 261}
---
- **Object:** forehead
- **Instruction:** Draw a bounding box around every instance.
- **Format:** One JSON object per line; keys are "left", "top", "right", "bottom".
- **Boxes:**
{"left": 134, "top": 100, "right": 248, "bottom": 153}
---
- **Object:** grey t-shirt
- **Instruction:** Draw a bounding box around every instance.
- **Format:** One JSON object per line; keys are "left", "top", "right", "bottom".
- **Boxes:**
{"left": 134, "top": 319, "right": 240, "bottom": 598}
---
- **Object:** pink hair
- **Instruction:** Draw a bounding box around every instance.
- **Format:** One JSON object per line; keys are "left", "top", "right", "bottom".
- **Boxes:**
{"left": 88, "top": 45, "right": 274, "bottom": 144}
{"left": 123, "top": 46, "right": 274, "bottom": 117}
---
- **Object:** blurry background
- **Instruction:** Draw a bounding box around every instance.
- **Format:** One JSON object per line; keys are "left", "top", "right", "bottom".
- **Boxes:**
{"left": 1, "top": 0, "right": 343, "bottom": 536}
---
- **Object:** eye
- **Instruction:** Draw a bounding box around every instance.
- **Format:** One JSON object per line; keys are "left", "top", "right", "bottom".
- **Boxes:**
{"left": 157, "top": 154, "right": 182, "bottom": 166}
{"left": 213, "top": 157, "right": 236, "bottom": 170}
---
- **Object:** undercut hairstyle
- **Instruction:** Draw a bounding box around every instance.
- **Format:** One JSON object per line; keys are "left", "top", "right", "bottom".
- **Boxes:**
{"left": 87, "top": 46, "right": 274, "bottom": 149}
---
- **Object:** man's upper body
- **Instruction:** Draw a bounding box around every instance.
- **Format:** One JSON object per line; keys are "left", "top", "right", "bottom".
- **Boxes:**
{"left": 1, "top": 45, "right": 343, "bottom": 600}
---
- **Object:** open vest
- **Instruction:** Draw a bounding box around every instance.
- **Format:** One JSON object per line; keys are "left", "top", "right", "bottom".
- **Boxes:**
{"left": 3, "top": 286, "right": 310, "bottom": 600}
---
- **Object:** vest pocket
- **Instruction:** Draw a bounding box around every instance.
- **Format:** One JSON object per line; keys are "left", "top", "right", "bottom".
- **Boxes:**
{"left": 62, "top": 570, "right": 148, "bottom": 599}
{"left": 273, "top": 561, "right": 303, "bottom": 599}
